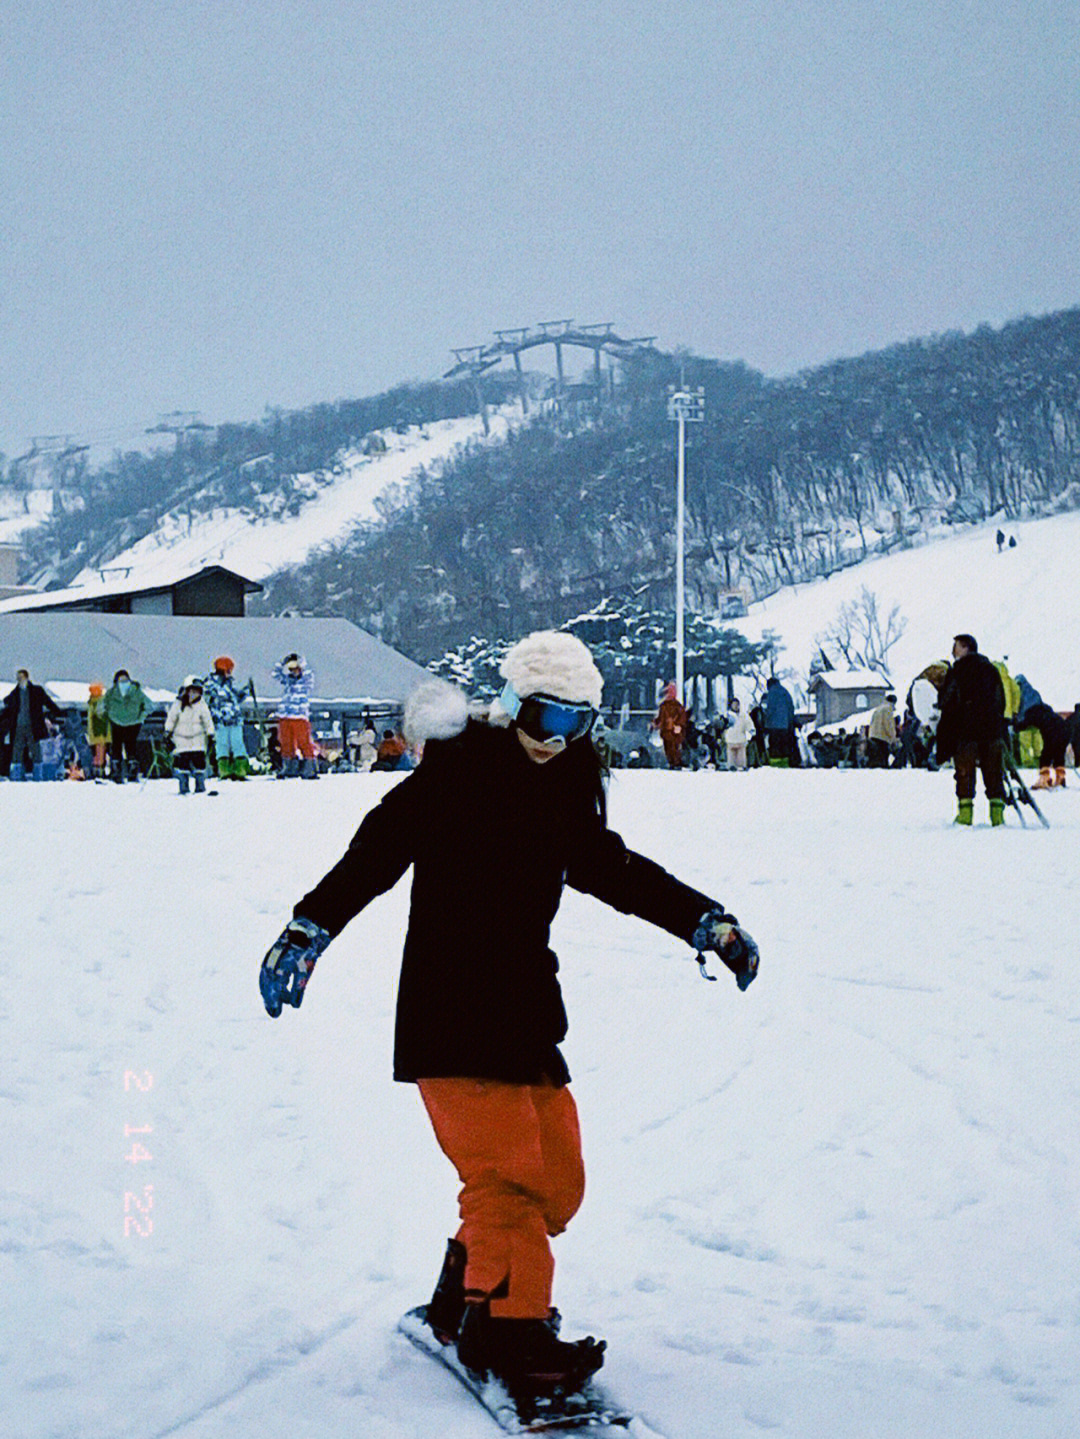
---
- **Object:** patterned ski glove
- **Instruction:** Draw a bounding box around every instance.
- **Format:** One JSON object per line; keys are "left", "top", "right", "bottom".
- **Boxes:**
{"left": 259, "top": 916, "right": 331, "bottom": 1017}
{"left": 692, "top": 909, "right": 760, "bottom": 991}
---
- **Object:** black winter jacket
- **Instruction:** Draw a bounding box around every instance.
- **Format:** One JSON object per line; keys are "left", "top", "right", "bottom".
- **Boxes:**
{"left": 935, "top": 654, "right": 1006, "bottom": 762}
{"left": 295, "top": 721, "right": 719, "bottom": 1084}
{"left": 0, "top": 683, "right": 64, "bottom": 743}
{"left": 1023, "top": 703, "right": 1070, "bottom": 767}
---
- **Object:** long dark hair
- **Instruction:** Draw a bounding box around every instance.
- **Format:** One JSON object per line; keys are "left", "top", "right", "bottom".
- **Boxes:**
{"left": 556, "top": 731, "right": 609, "bottom": 826}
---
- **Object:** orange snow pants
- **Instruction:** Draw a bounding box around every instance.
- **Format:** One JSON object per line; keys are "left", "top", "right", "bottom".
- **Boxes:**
{"left": 277, "top": 716, "right": 315, "bottom": 759}
{"left": 417, "top": 1078, "right": 586, "bottom": 1320}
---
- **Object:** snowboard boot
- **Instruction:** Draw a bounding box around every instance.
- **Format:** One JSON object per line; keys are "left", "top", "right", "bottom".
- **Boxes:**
{"left": 1033, "top": 767, "right": 1053, "bottom": 789}
{"left": 301, "top": 757, "right": 320, "bottom": 779}
{"left": 425, "top": 1238, "right": 467, "bottom": 1344}
{"left": 217, "top": 755, "right": 233, "bottom": 780}
{"left": 989, "top": 797, "right": 1005, "bottom": 827}
{"left": 177, "top": 770, "right": 190, "bottom": 795}
{"left": 954, "top": 798, "right": 973, "bottom": 826}
{"left": 193, "top": 769, "right": 207, "bottom": 794}
{"left": 1055, "top": 766, "right": 1067, "bottom": 788}
{"left": 277, "top": 756, "right": 300, "bottom": 779}
{"left": 456, "top": 1296, "right": 605, "bottom": 1394}
{"left": 232, "top": 755, "right": 250, "bottom": 780}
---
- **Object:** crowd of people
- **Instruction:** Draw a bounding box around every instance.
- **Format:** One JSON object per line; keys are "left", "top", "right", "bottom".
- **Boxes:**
{"left": 0, "top": 652, "right": 415, "bottom": 791}
{"left": 3, "top": 642, "right": 1078, "bottom": 803}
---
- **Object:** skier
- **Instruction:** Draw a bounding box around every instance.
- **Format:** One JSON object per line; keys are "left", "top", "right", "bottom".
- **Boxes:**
{"left": 935, "top": 634, "right": 1007, "bottom": 825}
{"left": 165, "top": 677, "right": 215, "bottom": 794}
{"left": 202, "top": 656, "right": 251, "bottom": 779}
{"left": 257, "top": 631, "right": 759, "bottom": 1404}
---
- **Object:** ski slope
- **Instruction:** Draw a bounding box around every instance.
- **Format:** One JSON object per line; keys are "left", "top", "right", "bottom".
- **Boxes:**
{"left": 69, "top": 405, "right": 522, "bottom": 589}
{"left": 733, "top": 509, "right": 1080, "bottom": 706}
{"left": 3, "top": 768, "right": 1078, "bottom": 1439}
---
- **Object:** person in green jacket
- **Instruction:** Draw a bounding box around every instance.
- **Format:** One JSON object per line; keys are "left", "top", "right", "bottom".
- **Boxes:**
{"left": 102, "top": 668, "right": 152, "bottom": 782}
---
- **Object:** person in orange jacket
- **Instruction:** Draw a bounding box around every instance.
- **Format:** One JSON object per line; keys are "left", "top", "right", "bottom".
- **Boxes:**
{"left": 652, "top": 682, "right": 688, "bottom": 768}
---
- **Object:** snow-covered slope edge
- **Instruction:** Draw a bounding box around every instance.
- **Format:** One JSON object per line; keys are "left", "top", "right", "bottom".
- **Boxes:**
{"left": 732, "top": 509, "right": 1080, "bottom": 706}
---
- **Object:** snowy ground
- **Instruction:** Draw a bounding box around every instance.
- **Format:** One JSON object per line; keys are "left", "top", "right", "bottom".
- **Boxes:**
{"left": 2, "top": 769, "right": 1078, "bottom": 1439}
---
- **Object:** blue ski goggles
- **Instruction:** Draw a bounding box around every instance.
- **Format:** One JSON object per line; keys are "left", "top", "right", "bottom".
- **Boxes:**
{"left": 499, "top": 682, "right": 598, "bottom": 746}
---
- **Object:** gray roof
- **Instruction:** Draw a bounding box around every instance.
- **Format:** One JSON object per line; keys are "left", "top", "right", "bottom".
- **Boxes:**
{"left": 0, "top": 613, "right": 430, "bottom": 706}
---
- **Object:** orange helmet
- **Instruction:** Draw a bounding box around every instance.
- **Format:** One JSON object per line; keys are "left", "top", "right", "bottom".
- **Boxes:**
{"left": 89, "top": 683, "right": 104, "bottom": 697}
{"left": 214, "top": 655, "right": 235, "bottom": 673}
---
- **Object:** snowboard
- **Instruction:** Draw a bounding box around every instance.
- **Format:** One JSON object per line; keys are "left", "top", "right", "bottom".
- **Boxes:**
{"left": 397, "top": 1306, "right": 644, "bottom": 1435}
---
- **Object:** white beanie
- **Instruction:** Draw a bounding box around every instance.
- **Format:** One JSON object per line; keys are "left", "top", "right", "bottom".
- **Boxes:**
{"left": 499, "top": 630, "right": 603, "bottom": 709}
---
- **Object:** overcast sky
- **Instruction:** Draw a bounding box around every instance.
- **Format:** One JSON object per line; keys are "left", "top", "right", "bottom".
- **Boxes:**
{"left": 3, "top": 0, "right": 1079, "bottom": 457}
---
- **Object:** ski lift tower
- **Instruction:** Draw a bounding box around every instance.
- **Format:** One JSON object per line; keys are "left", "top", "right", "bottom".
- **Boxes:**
{"left": 667, "top": 385, "right": 705, "bottom": 702}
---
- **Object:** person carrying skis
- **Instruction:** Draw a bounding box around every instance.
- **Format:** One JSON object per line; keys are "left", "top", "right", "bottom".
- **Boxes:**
{"left": 257, "top": 631, "right": 759, "bottom": 1401}
{"left": 935, "top": 633, "right": 1007, "bottom": 825}
{"left": 202, "top": 656, "right": 251, "bottom": 779}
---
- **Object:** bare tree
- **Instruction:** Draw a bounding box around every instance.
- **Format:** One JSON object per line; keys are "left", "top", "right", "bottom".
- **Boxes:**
{"left": 817, "top": 587, "right": 906, "bottom": 676}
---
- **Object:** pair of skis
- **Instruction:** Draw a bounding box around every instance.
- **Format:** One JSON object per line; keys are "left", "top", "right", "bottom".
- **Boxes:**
{"left": 398, "top": 1307, "right": 660, "bottom": 1436}
{"left": 1002, "top": 755, "right": 1050, "bottom": 828}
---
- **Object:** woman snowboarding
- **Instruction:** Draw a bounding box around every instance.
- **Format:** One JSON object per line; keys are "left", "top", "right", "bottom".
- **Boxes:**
{"left": 258, "top": 631, "right": 759, "bottom": 1402}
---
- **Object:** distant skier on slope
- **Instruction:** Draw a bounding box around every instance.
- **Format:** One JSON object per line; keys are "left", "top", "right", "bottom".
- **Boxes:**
{"left": 257, "top": 630, "right": 759, "bottom": 1405}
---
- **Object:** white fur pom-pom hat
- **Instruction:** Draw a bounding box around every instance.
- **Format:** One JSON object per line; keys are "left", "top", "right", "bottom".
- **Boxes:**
{"left": 498, "top": 631, "right": 603, "bottom": 709}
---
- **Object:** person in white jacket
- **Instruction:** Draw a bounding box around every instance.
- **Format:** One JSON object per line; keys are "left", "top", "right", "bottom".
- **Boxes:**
{"left": 724, "top": 698, "right": 753, "bottom": 770}
{"left": 165, "top": 676, "right": 216, "bottom": 794}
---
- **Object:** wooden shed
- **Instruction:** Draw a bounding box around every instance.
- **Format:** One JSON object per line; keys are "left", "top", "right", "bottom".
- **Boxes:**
{"left": 808, "top": 669, "right": 892, "bottom": 727}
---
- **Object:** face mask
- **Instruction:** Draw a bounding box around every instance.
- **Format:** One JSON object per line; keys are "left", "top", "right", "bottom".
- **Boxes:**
{"left": 118, "top": 680, "right": 131, "bottom": 694}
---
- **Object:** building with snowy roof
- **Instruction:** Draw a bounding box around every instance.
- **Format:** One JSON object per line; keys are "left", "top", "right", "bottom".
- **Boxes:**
{"left": 0, "top": 562, "right": 262, "bottom": 617}
{"left": 808, "top": 668, "right": 892, "bottom": 727}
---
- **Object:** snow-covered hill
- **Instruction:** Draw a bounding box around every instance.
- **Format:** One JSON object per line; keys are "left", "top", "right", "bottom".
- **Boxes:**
{"left": 733, "top": 510, "right": 1080, "bottom": 707}
{"left": 68, "top": 405, "right": 522, "bottom": 590}
{"left": 3, "top": 770, "right": 1078, "bottom": 1439}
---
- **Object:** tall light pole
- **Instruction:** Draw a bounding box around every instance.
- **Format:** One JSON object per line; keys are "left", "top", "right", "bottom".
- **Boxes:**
{"left": 667, "top": 385, "right": 705, "bottom": 701}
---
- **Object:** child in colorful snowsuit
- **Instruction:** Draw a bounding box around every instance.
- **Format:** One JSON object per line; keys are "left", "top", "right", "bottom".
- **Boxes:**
{"left": 258, "top": 631, "right": 760, "bottom": 1399}
{"left": 202, "top": 656, "right": 250, "bottom": 779}
{"left": 272, "top": 654, "right": 317, "bottom": 779}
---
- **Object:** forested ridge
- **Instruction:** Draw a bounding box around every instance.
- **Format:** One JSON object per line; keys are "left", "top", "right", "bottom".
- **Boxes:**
{"left": 10, "top": 373, "right": 521, "bottom": 588}
{"left": 261, "top": 308, "right": 1080, "bottom": 660}
{"left": 9, "top": 307, "right": 1080, "bottom": 665}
